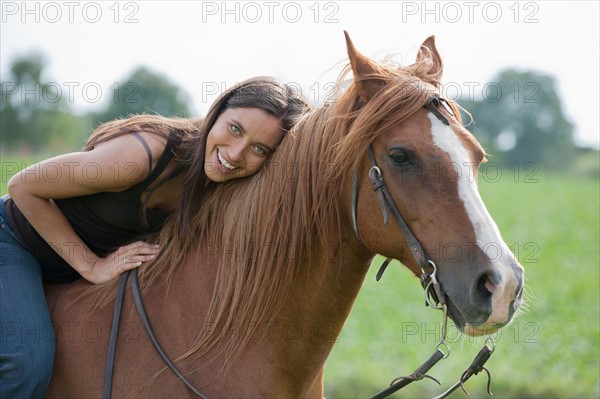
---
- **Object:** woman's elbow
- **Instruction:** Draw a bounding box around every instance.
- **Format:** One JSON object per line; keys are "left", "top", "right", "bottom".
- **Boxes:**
{"left": 7, "top": 172, "right": 26, "bottom": 199}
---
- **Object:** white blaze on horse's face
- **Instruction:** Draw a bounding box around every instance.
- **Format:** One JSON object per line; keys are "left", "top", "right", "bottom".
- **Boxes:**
{"left": 428, "top": 113, "right": 524, "bottom": 333}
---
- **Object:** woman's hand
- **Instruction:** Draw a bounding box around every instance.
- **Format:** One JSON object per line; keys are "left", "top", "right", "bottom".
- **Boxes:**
{"left": 83, "top": 241, "right": 160, "bottom": 284}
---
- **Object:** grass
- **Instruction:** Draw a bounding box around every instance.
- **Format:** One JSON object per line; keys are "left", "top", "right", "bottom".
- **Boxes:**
{"left": 324, "top": 171, "right": 600, "bottom": 398}
{"left": 2, "top": 155, "right": 599, "bottom": 398}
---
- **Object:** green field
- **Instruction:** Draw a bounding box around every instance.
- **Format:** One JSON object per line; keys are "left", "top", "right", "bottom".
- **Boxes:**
{"left": 2, "top": 156, "right": 599, "bottom": 398}
{"left": 324, "top": 170, "right": 600, "bottom": 398}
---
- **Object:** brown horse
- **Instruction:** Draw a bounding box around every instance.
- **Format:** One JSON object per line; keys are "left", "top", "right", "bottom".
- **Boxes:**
{"left": 45, "top": 33, "right": 524, "bottom": 397}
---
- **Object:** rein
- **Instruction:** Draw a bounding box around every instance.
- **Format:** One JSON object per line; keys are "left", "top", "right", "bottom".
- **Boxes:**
{"left": 103, "top": 269, "right": 208, "bottom": 399}
{"left": 102, "top": 95, "right": 496, "bottom": 398}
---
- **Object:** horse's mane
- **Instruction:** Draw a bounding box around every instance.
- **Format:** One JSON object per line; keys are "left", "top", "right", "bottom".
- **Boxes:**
{"left": 87, "top": 48, "right": 463, "bottom": 367}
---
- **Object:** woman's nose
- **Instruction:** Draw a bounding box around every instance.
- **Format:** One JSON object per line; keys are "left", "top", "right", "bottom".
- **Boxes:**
{"left": 228, "top": 141, "right": 246, "bottom": 162}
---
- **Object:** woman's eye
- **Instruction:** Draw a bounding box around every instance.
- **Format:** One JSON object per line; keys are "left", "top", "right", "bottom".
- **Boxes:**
{"left": 253, "top": 145, "right": 267, "bottom": 156}
{"left": 389, "top": 150, "right": 412, "bottom": 166}
{"left": 230, "top": 125, "right": 242, "bottom": 136}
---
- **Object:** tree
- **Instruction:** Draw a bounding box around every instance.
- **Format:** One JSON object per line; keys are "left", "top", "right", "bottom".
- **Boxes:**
{"left": 2, "top": 54, "right": 53, "bottom": 149}
{"left": 1, "top": 57, "right": 192, "bottom": 153}
{"left": 1, "top": 54, "right": 89, "bottom": 152}
{"left": 461, "top": 69, "right": 576, "bottom": 168}
{"left": 91, "top": 66, "right": 191, "bottom": 125}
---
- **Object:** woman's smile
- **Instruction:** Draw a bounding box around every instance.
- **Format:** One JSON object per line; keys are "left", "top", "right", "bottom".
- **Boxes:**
{"left": 217, "top": 149, "right": 238, "bottom": 170}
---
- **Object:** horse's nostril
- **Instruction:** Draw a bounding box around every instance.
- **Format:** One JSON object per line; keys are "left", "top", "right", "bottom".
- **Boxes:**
{"left": 485, "top": 274, "right": 497, "bottom": 294}
{"left": 474, "top": 271, "right": 500, "bottom": 305}
{"left": 476, "top": 274, "right": 494, "bottom": 299}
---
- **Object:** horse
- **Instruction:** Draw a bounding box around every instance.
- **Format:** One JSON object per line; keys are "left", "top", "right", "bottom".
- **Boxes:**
{"left": 44, "top": 32, "right": 524, "bottom": 398}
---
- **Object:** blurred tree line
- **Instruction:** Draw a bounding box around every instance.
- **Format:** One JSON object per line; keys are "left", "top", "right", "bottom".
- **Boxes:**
{"left": 1, "top": 53, "right": 191, "bottom": 153}
{"left": 1, "top": 53, "right": 596, "bottom": 174}
{"left": 459, "top": 69, "right": 577, "bottom": 167}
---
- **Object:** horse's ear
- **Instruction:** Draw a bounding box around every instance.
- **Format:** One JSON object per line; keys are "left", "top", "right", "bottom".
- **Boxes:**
{"left": 417, "top": 35, "right": 443, "bottom": 81}
{"left": 344, "top": 31, "right": 385, "bottom": 101}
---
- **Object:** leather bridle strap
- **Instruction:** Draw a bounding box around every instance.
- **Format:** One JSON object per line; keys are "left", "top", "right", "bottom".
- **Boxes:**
{"left": 365, "top": 146, "right": 430, "bottom": 270}
{"left": 103, "top": 270, "right": 208, "bottom": 399}
{"left": 351, "top": 94, "right": 455, "bottom": 299}
{"left": 351, "top": 95, "right": 453, "bottom": 260}
{"left": 351, "top": 144, "right": 435, "bottom": 283}
{"left": 424, "top": 94, "right": 451, "bottom": 126}
{"left": 103, "top": 271, "right": 129, "bottom": 399}
{"left": 129, "top": 269, "right": 208, "bottom": 398}
{"left": 369, "top": 349, "right": 445, "bottom": 399}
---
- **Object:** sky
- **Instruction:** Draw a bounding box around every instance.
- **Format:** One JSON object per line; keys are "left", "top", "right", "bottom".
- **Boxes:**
{"left": 1, "top": 0, "right": 599, "bottom": 149}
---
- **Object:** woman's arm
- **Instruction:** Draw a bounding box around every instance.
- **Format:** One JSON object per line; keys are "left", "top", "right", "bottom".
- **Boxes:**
{"left": 8, "top": 132, "right": 165, "bottom": 284}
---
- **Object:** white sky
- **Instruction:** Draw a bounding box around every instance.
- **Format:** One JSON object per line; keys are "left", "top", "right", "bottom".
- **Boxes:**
{"left": 1, "top": 0, "right": 599, "bottom": 149}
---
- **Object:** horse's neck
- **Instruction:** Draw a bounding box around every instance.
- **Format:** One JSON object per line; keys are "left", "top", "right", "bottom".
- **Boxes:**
{"left": 163, "top": 235, "right": 374, "bottom": 394}
{"left": 268, "top": 237, "right": 374, "bottom": 389}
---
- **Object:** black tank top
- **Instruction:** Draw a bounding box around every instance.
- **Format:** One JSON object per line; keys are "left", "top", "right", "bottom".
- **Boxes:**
{"left": 3, "top": 131, "right": 181, "bottom": 283}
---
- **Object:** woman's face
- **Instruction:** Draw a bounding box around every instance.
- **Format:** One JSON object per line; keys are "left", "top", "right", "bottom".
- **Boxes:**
{"left": 204, "top": 107, "right": 283, "bottom": 182}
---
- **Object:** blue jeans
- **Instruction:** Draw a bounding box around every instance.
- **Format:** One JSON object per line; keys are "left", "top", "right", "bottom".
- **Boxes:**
{"left": 0, "top": 196, "right": 55, "bottom": 398}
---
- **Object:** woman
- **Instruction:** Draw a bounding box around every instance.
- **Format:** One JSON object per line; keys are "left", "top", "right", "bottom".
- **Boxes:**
{"left": 0, "top": 76, "right": 310, "bottom": 398}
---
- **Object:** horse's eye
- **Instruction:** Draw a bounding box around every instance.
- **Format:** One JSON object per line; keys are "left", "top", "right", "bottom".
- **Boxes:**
{"left": 389, "top": 149, "right": 413, "bottom": 166}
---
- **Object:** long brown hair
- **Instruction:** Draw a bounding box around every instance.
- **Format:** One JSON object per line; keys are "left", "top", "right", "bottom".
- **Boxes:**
{"left": 83, "top": 76, "right": 310, "bottom": 227}
{"left": 175, "top": 76, "right": 311, "bottom": 242}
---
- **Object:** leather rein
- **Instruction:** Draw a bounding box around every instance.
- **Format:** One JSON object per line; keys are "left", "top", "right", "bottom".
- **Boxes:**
{"left": 102, "top": 95, "right": 496, "bottom": 399}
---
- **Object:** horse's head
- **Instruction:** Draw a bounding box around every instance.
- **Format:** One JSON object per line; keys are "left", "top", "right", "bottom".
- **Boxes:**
{"left": 338, "top": 32, "right": 524, "bottom": 335}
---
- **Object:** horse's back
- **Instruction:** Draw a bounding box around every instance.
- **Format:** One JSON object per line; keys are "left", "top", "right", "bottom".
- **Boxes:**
{"left": 43, "top": 263, "right": 217, "bottom": 398}
{"left": 43, "top": 248, "right": 328, "bottom": 397}
{"left": 45, "top": 281, "right": 110, "bottom": 398}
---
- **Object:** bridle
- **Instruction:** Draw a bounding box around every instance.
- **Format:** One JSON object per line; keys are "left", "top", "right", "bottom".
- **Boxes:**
{"left": 351, "top": 95, "right": 453, "bottom": 294}
{"left": 355, "top": 94, "right": 497, "bottom": 398}
{"left": 103, "top": 95, "right": 496, "bottom": 399}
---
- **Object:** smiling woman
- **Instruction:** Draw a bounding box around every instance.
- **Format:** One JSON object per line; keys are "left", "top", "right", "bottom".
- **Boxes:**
{"left": 0, "top": 76, "right": 310, "bottom": 398}
{"left": 205, "top": 107, "right": 284, "bottom": 182}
